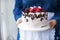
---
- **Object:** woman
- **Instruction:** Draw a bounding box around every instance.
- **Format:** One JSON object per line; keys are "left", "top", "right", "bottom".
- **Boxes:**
{"left": 13, "top": 0, "right": 60, "bottom": 40}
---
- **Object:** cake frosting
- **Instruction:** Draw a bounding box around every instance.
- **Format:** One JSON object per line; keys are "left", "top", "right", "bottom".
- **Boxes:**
{"left": 21, "top": 6, "right": 49, "bottom": 28}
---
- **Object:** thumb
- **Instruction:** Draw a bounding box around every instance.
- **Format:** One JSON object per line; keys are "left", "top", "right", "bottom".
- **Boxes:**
{"left": 49, "top": 19, "right": 56, "bottom": 29}
{"left": 16, "top": 18, "right": 22, "bottom": 25}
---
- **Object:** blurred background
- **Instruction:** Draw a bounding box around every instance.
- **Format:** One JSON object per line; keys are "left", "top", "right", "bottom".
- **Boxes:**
{"left": 0, "top": 0, "right": 18, "bottom": 40}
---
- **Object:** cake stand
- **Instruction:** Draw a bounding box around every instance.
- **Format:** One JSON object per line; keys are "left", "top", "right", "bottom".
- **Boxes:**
{"left": 18, "top": 22, "right": 50, "bottom": 31}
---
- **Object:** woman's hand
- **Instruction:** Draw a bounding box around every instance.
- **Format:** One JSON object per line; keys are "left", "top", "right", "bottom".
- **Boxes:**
{"left": 16, "top": 19, "right": 22, "bottom": 25}
{"left": 49, "top": 19, "right": 57, "bottom": 29}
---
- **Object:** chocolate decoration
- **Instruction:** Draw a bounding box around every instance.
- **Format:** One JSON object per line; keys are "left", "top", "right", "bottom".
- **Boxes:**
{"left": 23, "top": 10, "right": 26, "bottom": 13}
{"left": 26, "top": 19, "right": 28, "bottom": 22}
{"left": 23, "top": 15, "right": 26, "bottom": 18}
{"left": 38, "top": 14, "right": 42, "bottom": 18}
{"left": 24, "top": 8, "right": 30, "bottom": 13}
{"left": 31, "top": 18, "right": 34, "bottom": 20}
{"left": 23, "top": 12, "right": 48, "bottom": 21}
{"left": 30, "top": 14, "right": 34, "bottom": 20}
{"left": 34, "top": 14, "right": 38, "bottom": 18}
{"left": 46, "top": 14, "right": 48, "bottom": 16}
{"left": 45, "top": 17, "right": 47, "bottom": 20}
{"left": 40, "top": 18, "right": 44, "bottom": 21}
{"left": 22, "top": 7, "right": 48, "bottom": 22}
{"left": 28, "top": 14, "right": 30, "bottom": 17}
{"left": 31, "top": 15, "right": 34, "bottom": 20}
{"left": 29, "top": 14, "right": 33, "bottom": 17}
{"left": 43, "top": 14, "right": 45, "bottom": 17}
{"left": 22, "top": 13, "right": 25, "bottom": 16}
{"left": 26, "top": 13, "right": 29, "bottom": 16}
{"left": 23, "top": 13, "right": 27, "bottom": 16}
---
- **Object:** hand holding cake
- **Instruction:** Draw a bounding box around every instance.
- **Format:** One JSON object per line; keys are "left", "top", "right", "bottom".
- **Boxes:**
{"left": 16, "top": 18, "right": 22, "bottom": 25}
{"left": 17, "top": 6, "right": 56, "bottom": 30}
{"left": 49, "top": 19, "right": 57, "bottom": 29}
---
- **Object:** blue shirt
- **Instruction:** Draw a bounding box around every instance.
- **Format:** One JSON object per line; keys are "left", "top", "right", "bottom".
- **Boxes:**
{"left": 13, "top": 0, "right": 60, "bottom": 23}
{"left": 13, "top": 0, "right": 60, "bottom": 40}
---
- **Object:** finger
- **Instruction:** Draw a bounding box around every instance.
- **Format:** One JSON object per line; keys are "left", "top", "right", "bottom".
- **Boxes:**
{"left": 50, "top": 22, "right": 56, "bottom": 29}
{"left": 16, "top": 19, "right": 22, "bottom": 25}
{"left": 49, "top": 21, "right": 54, "bottom": 29}
{"left": 50, "top": 26, "right": 54, "bottom": 29}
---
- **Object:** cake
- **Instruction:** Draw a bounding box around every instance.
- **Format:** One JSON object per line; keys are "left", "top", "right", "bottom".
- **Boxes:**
{"left": 21, "top": 6, "right": 49, "bottom": 28}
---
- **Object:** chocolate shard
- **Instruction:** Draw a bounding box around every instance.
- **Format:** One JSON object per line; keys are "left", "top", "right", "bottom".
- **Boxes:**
{"left": 34, "top": 14, "right": 38, "bottom": 18}
{"left": 40, "top": 18, "right": 44, "bottom": 21}
{"left": 30, "top": 15, "right": 34, "bottom": 20}
{"left": 27, "top": 14, "right": 30, "bottom": 17}
{"left": 24, "top": 16, "right": 26, "bottom": 18}
{"left": 45, "top": 17, "right": 47, "bottom": 20}
{"left": 24, "top": 8, "right": 30, "bottom": 13}
{"left": 26, "top": 13, "right": 29, "bottom": 16}
{"left": 22, "top": 13, "right": 25, "bottom": 16}
{"left": 29, "top": 14, "right": 33, "bottom": 17}
{"left": 43, "top": 14, "right": 45, "bottom": 17}
{"left": 31, "top": 17, "right": 34, "bottom": 20}
{"left": 26, "top": 19, "right": 28, "bottom": 22}
{"left": 37, "top": 14, "right": 42, "bottom": 18}
{"left": 46, "top": 14, "right": 48, "bottom": 16}
{"left": 23, "top": 13, "right": 27, "bottom": 16}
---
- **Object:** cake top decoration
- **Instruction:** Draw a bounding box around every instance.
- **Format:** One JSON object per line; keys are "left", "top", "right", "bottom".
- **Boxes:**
{"left": 23, "top": 6, "right": 43, "bottom": 13}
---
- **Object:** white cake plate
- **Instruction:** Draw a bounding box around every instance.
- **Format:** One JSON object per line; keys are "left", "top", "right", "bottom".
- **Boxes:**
{"left": 18, "top": 23, "right": 50, "bottom": 31}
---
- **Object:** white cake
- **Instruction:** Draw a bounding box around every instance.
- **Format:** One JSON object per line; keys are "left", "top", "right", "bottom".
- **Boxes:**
{"left": 22, "top": 6, "right": 49, "bottom": 28}
{"left": 18, "top": 6, "right": 50, "bottom": 31}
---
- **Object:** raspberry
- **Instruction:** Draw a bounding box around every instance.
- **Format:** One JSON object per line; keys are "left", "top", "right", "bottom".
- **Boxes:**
{"left": 36, "top": 8, "right": 42, "bottom": 12}
{"left": 29, "top": 8, "right": 34, "bottom": 13}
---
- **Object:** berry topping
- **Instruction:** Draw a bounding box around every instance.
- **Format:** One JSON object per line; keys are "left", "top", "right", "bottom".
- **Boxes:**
{"left": 36, "top": 8, "right": 42, "bottom": 12}
{"left": 29, "top": 8, "right": 34, "bottom": 13}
